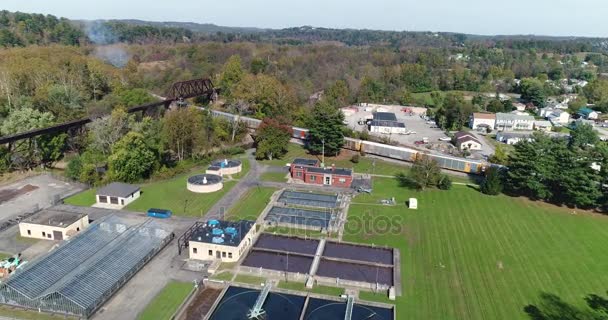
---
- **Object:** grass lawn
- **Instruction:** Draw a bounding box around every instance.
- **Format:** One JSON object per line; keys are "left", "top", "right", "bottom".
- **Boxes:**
{"left": 124, "top": 174, "right": 237, "bottom": 217}
{"left": 0, "top": 306, "right": 77, "bottom": 320}
{"left": 234, "top": 274, "right": 267, "bottom": 285}
{"left": 260, "top": 171, "right": 288, "bottom": 182}
{"left": 211, "top": 272, "right": 234, "bottom": 281}
{"left": 358, "top": 290, "right": 394, "bottom": 304}
{"left": 63, "top": 188, "right": 96, "bottom": 206}
{"left": 277, "top": 281, "right": 344, "bottom": 296}
{"left": 137, "top": 281, "right": 193, "bottom": 320}
{"left": 226, "top": 187, "right": 277, "bottom": 221}
{"left": 344, "top": 177, "right": 608, "bottom": 320}
{"left": 0, "top": 252, "right": 12, "bottom": 260}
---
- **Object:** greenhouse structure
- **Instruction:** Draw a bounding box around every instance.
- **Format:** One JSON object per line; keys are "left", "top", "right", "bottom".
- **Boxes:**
{"left": 0, "top": 215, "right": 173, "bottom": 318}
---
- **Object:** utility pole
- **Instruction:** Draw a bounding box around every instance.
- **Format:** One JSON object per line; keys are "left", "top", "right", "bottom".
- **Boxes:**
{"left": 322, "top": 139, "right": 325, "bottom": 168}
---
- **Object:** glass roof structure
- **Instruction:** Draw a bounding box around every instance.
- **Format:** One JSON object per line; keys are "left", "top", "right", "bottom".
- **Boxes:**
{"left": 0, "top": 215, "right": 173, "bottom": 318}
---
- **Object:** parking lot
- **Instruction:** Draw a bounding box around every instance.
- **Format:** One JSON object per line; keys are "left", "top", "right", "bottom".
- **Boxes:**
{"left": 343, "top": 105, "right": 450, "bottom": 146}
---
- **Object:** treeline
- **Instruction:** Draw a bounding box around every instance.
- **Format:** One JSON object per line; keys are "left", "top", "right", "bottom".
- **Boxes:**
{"left": 59, "top": 106, "right": 247, "bottom": 185}
{"left": 481, "top": 125, "right": 608, "bottom": 212}
{"left": 0, "top": 11, "right": 84, "bottom": 47}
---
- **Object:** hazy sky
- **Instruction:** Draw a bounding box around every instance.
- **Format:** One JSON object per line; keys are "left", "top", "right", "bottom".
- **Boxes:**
{"left": 2, "top": 0, "right": 607, "bottom": 37}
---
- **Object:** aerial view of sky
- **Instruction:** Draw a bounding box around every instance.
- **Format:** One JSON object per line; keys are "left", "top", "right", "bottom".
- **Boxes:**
{"left": 2, "top": 0, "right": 607, "bottom": 37}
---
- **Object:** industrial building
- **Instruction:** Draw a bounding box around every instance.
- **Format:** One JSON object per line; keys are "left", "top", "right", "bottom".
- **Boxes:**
{"left": 18, "top": 208, "right": 89, "bottom": 241}
{"left": 95, "top": 182, "right": 141, "bottom": 209}
{"left": 290, "top": 158, "right": 353, "bottom": 188}
{"left": 186, "top": 219, "right": 256, "bottom": 263}
{"left": 0, "top": 215, "right": 173, "bottom": 318}
{"left": 368, "top": 112, "right": 406, "bottom": 134}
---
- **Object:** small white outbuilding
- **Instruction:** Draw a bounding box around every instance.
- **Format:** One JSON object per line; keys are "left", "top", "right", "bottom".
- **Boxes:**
{"left": 409, "top": 198, "right": 418, "bottom": 209}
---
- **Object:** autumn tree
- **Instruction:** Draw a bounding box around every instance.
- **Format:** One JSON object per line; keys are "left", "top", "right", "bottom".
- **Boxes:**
{"left": 255, "top": 117, "right": 293, "bottom": 160}
{"left": 219, "top": 55, "right": 244, "bottom": 98}
{"left": 232, "top": 74, "right": 296, "bottom": 119}
{"left": 162, "top": 108, "right": 203, "bottom": 161}
{"left": 87, "top": 107, "right": 131, "bottom": 155}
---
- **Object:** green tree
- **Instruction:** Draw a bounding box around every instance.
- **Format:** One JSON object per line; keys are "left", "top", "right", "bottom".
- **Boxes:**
{"left": 488, "top": 144, "right": 509, "bottom": 165}
{"left": 255, "top": 117, "right": 293, "bottom": 160}
{"left": 438, "top": 174, "right": 452, "bottom": 190}
{"left": 108, "top": 132, "right": 156, "bottom": 183}
{"left": 65, "top": 156, "right": 83, "bottom": 180}
{"left": 307, "top": 101, "right": 345, "bottom": 157}
{"left": 480, "top": 167, "right": 503, "bottom": 195}
{"left": 486, "top": 99, "right": 505, "bottom": 113}
{"left": 520, "top": 78, "right": 547, "bottom": 107}
{"left": 219, "top": 55, "right": 244, "bottom": 98}
{"left": 324, "top": 80, "right": 350, "bottom": 107}
{"left": 87, "top": 107, "right": 131, "bottom": 155}
{"left": 435, "top": 92, "right": 473, "bottom": 130}
{"left": 408, "top": 155, "right": 442, "bottom": 190}
{"left": 569, "top": 123, "right": 599, "bottom": 149}
{"left": 357, "top": 76, "right": 385, "bottom": 103}
{"left": 583, "top": 78, "right": 608, "bottom": 104}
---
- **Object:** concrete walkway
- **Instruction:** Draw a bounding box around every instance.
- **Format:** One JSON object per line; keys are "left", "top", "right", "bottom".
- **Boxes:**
{"left": 205, "top": 149, "right": 265, "bottom": 220}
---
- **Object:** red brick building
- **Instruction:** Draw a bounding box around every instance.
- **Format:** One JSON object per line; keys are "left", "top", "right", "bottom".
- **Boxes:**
{"left": 290, "top": 158, "right": 353, "bottom": 188}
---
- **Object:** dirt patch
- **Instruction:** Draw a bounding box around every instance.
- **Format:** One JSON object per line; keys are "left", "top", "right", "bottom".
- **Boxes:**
{"left": 0, "top": 184, "right": 38, "bottom": 204}
{"left": 182, "top": 286, "right": 222, "bottom": 320}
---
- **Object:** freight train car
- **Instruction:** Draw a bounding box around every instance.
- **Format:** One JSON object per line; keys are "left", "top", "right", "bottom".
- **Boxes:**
{"left": 209, "top": 110, "right": 489, "bottom": 174}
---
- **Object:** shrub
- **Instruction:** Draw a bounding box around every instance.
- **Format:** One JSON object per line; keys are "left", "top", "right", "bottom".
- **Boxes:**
{"left": 65, "top": 156, "right": 82, "bottom": 180}
{"left": 438, "top": 175, "right": 452, "bottom": 190}
{"left": 351, "top": 154, "right": 360, "bottom": 163}
{"left": 480, "top": 167, "right": 503, "bottom": 195}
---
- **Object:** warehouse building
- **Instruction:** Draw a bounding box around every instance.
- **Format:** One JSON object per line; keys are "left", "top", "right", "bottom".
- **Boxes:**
{"left": 95, "top": 182, "right": 141, "bottom": 209}
{"left": 369, "top": 112, "right": 406, "bottom": 134}
{"left": 0, "top": 215, "right": 173, "bottom": 318}
{"left": 187, "top": 219, "right": 256, "bottom": 263}
{"left": 19, "top": 208, "right": 88, "bottom": 241}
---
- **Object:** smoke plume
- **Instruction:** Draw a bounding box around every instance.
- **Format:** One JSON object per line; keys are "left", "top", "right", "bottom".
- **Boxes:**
{"left": 85, "top": 21, "right": 130, "bottom": 68}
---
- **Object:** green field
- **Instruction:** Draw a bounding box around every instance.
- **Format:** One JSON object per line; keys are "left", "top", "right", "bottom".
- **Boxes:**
{"left": 234, "top": 274, "right": 267, "bottom": 285}
{"left": 260, "top": 171, "right": 288, "bottom": 182}
{"left": 211, "top": 271, "right": 234, "bottom": 281}
{"left": 226, "top": 187, "right": 277, "bottom": 221}
{"left": 63, "top": 188, "right": 96, "bottom": 206}
{"left": 137, "top": 281, "right": 193, "bottom": 320}
{"left": 344, "top": 177, "right": 608, "bottom": 319}
{"left": 277, "top": 281, "right": 344, "bottom": 296}
{"left": 0, "top": 306, "right": 76, "bottom": 320}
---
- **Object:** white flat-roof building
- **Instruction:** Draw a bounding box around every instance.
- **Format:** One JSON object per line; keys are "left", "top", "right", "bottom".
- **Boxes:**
{"left": 188, "top": 219, "right": 257, "bottom": 263}
{"left": 369, "top": 112, "right": 407, "bottom": 134}
{"left": 495, "top": 113, "right": 535, "bottom": 131}
{"left": 470, "top": 113, "right": 496, "bottom": 130}
{"left": 95, "top": 182, "right": 141, "bottom": 210}
{"left": 19, "top": 209, "right": 89, "bottom": 241}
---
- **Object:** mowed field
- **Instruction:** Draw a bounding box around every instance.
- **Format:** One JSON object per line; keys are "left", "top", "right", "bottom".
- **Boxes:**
{"left": 137, "top": 281, "right": 193, "bottom": 320}
{"left": 346, "top": 177, "right": 608, "bottom": 320}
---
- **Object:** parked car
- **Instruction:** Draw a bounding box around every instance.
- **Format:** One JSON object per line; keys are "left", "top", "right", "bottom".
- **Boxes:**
{"left": 438, "top": 137, "right": 452, "bottom": 142}
{"left": 414, "top": 140, "right": 426, "bottom": 145}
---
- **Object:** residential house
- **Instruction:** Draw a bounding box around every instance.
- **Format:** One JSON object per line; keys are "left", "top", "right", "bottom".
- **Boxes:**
{"left": 496, "top": 132, "right": 534, "bottom": 145}
{"left": 495, "top": 113, "right": 535, "bottom": 131}
{"left": 534, "top": 120, "right": 553, "bottom": 132}
{"left": 539, "top": 107, "right": 570, "bottom": 124}
{"left": 578, "top": 108, "right": 599, "bottom": 120}
{"left": 470, "top": 113, "right": 496, "bottom": 131}
{"left": 453, "top": 131, "right": 482, "bottom": 151}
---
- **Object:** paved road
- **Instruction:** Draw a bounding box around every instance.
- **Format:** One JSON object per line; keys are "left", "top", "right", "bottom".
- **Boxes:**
{"left": 206, "top": 149, "right": 264, "bottom": 220}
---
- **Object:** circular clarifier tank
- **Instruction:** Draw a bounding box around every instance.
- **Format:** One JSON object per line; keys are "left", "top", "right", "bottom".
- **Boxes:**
{"left": 208, "top": 159, "right": 242, "bottom": 176}
{"left": 187, "top": 174, "right": 223, "bottom": 193}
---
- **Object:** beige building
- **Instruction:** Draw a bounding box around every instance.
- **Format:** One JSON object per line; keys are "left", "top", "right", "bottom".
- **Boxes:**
{"left": 95, "top": 182, "right": 141, "bottom": 210}
{"left": 188, "top": 220, "right": 256, "bottom": 263}
{"left": 19, "top": 209, "right": 89, "bottom": 241}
